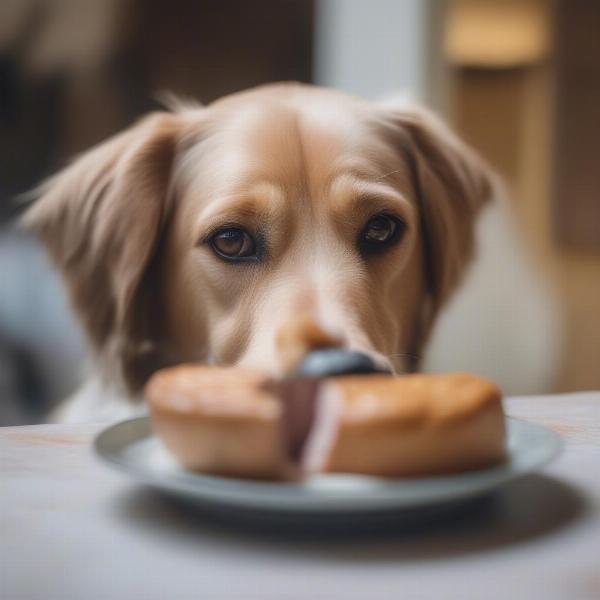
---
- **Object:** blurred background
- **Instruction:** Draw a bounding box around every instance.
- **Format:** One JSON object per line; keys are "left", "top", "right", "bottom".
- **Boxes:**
{"left": 0, "top": 0, "right": 598, "bottom": 424}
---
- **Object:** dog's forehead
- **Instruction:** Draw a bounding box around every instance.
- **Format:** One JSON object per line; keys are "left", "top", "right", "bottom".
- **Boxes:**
{"left": 177, "top": 90, "right": 405, "bottom": 232}
{"left": 201, "top": 96, "right": 394, "bottom": 192}
{"left": 224, "top": 101, "right": 368, "bottom": 174}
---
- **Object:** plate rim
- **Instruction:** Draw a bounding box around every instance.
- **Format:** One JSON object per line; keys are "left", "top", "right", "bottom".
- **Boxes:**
{"left": 94, "top": 415, "right": 563, "bottom": 513}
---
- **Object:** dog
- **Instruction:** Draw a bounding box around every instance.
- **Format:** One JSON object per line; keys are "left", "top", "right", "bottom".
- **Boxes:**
{"left": 24, "top": 82, "right": 493, "bottom": 422}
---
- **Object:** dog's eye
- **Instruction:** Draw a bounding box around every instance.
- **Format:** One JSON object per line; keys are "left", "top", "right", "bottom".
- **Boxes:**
{"left": 210, "top": 228, "right": 257, "bottom": 260}
{"left": 360, "top": 214, "right": 404, "bottom": 253}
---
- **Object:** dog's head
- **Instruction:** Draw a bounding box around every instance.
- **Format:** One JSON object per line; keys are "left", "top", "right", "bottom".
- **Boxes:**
{"left": 24, "top": 83, "right": 492, "bottom": 393}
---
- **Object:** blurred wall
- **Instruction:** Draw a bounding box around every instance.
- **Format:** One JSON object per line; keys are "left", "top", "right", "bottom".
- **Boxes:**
{"left": 314, "top": 0, "right": 426, "bottom": 99}
{"left": 441, "top": 0, "right": 600, "bottom": 393}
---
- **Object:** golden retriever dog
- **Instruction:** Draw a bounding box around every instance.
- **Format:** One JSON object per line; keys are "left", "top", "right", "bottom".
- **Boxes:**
{"left": 24, "top": 83, "right": 492, "bottom": 422}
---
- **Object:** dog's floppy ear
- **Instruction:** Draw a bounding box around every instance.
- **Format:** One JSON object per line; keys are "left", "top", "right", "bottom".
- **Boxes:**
{"left": 23, "top": 112, "right": 182, "bottom": 392}
{"left": 378, "top": 105, "right": 495, "bottom": 359}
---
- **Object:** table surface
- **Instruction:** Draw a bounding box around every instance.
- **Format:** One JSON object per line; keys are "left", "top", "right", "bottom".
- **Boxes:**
{"left": 2, "top": 392, "right": 599, "bottom": 600}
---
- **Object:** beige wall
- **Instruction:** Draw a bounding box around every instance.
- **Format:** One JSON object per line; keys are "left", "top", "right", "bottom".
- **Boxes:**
{"left": 439, "top": 0, "right": 600, "bottom": 392}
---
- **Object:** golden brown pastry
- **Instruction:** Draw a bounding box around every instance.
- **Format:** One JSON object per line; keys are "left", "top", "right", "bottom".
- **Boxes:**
{"left": 146, "top": 366, "right": 287, "bottom": 478}
{"left": 146, "top": 366, "right": 506, "bottom": 479}
{"left": 297, "top": 373, "right": 506, "bottom": 477}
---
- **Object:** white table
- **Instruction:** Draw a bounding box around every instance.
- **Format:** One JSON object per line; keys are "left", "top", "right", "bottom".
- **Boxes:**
{"left": 2, "top": 393, "right": 599, "bottom": 600}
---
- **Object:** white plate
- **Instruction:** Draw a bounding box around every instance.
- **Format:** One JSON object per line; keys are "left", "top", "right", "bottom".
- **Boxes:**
{"left": 95, "top": 417, "right": 561, "bottom": 516}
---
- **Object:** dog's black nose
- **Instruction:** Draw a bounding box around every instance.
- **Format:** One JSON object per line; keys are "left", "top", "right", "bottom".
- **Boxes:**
{"left": 294, "top": 348, "right": 391, "bottom": 378}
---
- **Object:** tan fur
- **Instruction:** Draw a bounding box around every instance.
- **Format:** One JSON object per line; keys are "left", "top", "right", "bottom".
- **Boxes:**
{"left": 23, "top": 83, "right": 493, "bottom": 418}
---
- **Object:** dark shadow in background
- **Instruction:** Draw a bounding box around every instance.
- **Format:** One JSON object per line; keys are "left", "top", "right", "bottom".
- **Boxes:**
{"left": 1, "top": 0, "right": 315, "bottom": 219}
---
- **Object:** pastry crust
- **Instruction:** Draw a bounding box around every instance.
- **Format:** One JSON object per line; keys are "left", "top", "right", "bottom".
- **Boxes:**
{"left": 309, "top": 374, "right": 506, "bottom": 476}
{"left": 146, "top": 366, "right": 288, "bottom": 478}
{"left": 146, "top": 366, "right": 506, "bottom": 479}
